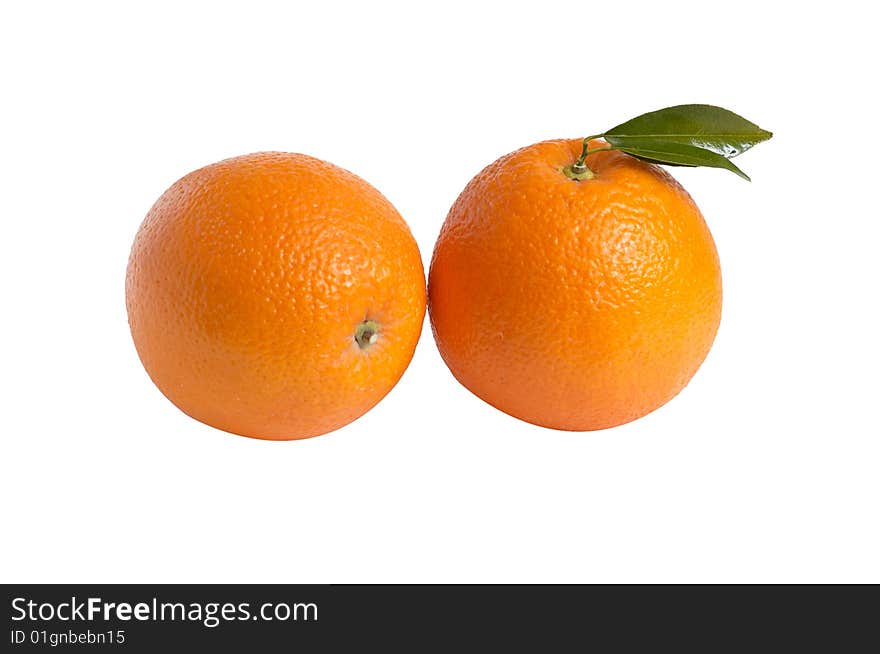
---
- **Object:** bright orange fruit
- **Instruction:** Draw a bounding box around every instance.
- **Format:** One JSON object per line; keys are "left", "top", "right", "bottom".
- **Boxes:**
{"left": 428, "top": 139, "right": 722, "bottom": 431}
{"left": 126, "top": 152, "right": 425, "bottom": 440}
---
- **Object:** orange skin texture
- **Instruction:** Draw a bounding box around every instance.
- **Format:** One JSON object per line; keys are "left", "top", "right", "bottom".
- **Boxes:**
{"left": 126, "top": 152, "right": 426, "bottom": 440}
{"left": 428, "top": 139, "right": 722, "bottom": 431}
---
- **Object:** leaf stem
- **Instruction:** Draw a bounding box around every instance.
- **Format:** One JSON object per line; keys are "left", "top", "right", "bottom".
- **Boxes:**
{"left": 564, "top": 135, "right": 613, "bottom": 181}
{"left": 573, "top": 134, "right": 603, "bottom": 170}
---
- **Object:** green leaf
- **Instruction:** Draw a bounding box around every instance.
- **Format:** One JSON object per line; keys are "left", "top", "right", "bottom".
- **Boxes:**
{"left": 603, "top": 104, "right": 772, "bottom": 158}
{"left": 612, "top": 141, "right": 751, "bottom": 181}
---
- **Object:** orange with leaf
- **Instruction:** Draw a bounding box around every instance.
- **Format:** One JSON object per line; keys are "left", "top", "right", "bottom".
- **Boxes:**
{"left": 429, "top": 105, "right": 772, "bottom": 430}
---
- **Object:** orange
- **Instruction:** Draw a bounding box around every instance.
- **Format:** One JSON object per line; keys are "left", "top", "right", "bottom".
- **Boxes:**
{"left": 126, "top": 152, "right": 425, "bottom": 440}
{"left": 428, "top": 139, "right": 722, "bottom": 431}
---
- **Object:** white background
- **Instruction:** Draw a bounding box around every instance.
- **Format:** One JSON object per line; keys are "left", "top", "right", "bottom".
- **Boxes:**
{"left": 2, "top": 1, "right": 878, "bottom": 583}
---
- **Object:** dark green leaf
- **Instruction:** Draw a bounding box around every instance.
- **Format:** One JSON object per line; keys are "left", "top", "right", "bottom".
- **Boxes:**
{"left": 613, "top": 140, "right": 751, "bottom": 180}
{"left": 604, "top": 104, "right": 772, "bottom": 158}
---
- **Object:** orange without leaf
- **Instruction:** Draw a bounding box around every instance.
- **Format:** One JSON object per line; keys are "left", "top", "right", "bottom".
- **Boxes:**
{"left": 428, "top": 139, "right": 722, "bottom": 431}
{"left": 126, "top": 152, "right": 425, "bottom": 440}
